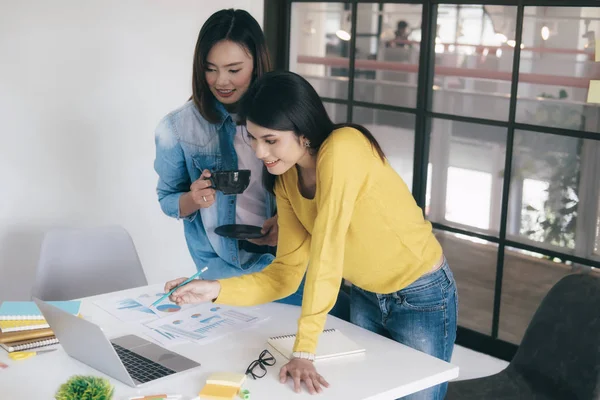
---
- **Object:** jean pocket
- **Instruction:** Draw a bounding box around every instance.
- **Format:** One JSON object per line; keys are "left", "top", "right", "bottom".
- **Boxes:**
{"left": 394, "top": 279, "right": 447, "bottom": 312}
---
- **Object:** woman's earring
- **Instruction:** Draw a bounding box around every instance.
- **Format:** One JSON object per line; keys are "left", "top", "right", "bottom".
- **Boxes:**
{"left": 304, "top": 140, "right": 311, "bottom": 148}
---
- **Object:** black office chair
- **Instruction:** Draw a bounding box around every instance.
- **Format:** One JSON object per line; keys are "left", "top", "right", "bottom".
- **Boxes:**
{"left": 446, "top": 273, "right": 600, "bottom": 400}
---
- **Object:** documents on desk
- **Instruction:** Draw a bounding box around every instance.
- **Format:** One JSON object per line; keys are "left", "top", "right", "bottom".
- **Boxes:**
{"left": 144, "top": 306, "right": 267, "bottom": 344}
{"left": 94, "top": 284, "right": 268, "bottom": 347}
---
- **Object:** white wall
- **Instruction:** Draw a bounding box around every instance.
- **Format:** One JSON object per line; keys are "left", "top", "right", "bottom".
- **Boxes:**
{"left": 0, "top": 0, "right": 264, "bottom": 300}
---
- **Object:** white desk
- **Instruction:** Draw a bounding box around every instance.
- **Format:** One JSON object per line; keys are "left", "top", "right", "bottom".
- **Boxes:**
{"left": 0, "top": 286, "right": 458, "bottom": 399}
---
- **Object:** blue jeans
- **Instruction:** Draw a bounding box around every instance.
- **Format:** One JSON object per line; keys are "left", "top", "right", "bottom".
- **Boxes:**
{"left": 350, "top": 260, "right": 458, "bottom": 400}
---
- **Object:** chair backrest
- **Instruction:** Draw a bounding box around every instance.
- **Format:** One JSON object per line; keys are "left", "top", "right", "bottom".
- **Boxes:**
{"left": 32, "top": 226, "right": 148, "bottom": 300}
{"left": 511, "top": 273, "right": 600, "bottom": 399}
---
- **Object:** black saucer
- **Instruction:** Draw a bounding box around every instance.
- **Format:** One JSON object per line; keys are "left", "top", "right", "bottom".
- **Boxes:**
{"left": 214, "top": 224, "right": 265, "bottom": 239}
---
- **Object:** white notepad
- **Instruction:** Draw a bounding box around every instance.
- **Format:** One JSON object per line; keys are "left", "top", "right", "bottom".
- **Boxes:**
{"left": 268, "top": 328, "right": 365, "bottom": 361}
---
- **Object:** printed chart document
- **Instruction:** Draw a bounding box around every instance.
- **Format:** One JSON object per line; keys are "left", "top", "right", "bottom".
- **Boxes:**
{"left": 145, "top": 304, "right": 268, "bottom": 344}
{"left": 94, "top": 285, "right": 195, "bottom": 323}
{"left": 93, "top": 285, "right": 268, "bottom": 346}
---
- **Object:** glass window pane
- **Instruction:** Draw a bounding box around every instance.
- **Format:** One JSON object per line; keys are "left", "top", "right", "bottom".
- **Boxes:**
{"left": 436, "top": 230, "right": 496, "bottom": 336}
{"left": 516, "top": 7, "right": 600, "bottom": 132}
{"left": 353, "top": 3, "right": 422, "bottom": 108}
{"left": 432, "top": 5, "right": 518, "bottom": 120}
{"left": 351, "top": 106, "right": 415, "bottom": 188}
{"left": 498, "top": 247, "right": 600, "bottom": 344}
{"left": 290, "top": 2, "right": 351, "bottom": 99}
{"left": 427, "top": 118, "right": 507, "bottom": 235}
{"left": 446, "top": 167, "right": 492, "bottom": 229}
{"left": 425, "top": 163, "right": 433, "bottom": 215}
{"left": 509, "top": 131, "right": 589, "bottom": 253}
{"left": 324, "top": 102, "right": 347, "bottom": 123}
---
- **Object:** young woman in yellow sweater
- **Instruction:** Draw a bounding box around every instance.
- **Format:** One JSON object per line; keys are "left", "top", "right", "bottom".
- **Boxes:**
{"left": 164, "top": 71, "right": 458, "bottom": 400}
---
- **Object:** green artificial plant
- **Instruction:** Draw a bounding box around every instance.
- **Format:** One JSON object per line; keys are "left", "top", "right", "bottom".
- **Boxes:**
{"left": 55, "top": 375, "right": 114, "bottom": 400}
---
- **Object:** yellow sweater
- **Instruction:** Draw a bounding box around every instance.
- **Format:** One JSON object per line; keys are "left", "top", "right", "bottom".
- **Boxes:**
{"left": 216, "top": 127, "right": 442, "bottom": 353}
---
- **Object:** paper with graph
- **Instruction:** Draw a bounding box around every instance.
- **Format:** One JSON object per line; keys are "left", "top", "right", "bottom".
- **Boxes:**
{"left": 93, "top": 285, "right": 267, "bottom": 345}
{"left": 144, "top": 304, "right": 268, "bottom": 344}
{"left": 93, "top": 285, "right": 196, "bottom": 323}
{"left": 141, "top": 325, "right": 189, "bottom": 347}
{"left": 94, "top": 296, "right": 158, "bottom": 323}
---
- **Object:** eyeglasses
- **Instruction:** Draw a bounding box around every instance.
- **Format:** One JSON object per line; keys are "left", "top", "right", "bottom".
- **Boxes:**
{"left": 245, "top": 349, "right": 276, "bottom": 379}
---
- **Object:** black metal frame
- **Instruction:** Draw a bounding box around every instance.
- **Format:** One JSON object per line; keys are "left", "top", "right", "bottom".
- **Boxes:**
{"left": 264, "top": 0, "right": 600, "bottom": 361}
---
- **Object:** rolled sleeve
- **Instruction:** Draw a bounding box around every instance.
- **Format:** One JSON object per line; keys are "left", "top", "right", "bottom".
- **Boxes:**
{"left": 154, "top": 116, "right": 198, "bottom": 222}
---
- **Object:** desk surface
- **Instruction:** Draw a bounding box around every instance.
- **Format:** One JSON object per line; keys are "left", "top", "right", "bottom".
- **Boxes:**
{"left": 0, "top": 286, "right": 458, "bottom": 399}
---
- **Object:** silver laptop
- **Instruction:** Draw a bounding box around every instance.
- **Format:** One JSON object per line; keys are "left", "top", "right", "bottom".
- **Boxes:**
{"left": 33, "top": 298, "right": 200, "bottom": 387}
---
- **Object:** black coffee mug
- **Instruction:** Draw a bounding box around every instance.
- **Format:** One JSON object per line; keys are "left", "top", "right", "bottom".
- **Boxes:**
{"left": 209, "top": 170, "right": 251, "bottom": 195}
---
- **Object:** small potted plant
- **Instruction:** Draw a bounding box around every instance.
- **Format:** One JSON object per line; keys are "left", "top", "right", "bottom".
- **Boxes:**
{"left": 55, "top": 375, "right": 114, "bottom": 400}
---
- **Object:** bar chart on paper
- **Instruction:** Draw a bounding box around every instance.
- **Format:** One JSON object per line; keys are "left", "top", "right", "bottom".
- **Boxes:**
{"left": 194, "top": 317, "right": 234, "bottom": 335}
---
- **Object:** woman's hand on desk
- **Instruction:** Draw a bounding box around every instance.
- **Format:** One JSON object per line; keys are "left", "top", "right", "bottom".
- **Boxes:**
{"left": 280, "top": 358, "right": 329, "bottom": 395}
{"left": 165, "top": 278, "right": 221, "bottom": 305}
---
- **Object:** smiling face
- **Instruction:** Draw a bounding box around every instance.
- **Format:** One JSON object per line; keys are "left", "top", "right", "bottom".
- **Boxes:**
{"left": 204, "top": 40, "right": 254, "bottom": 105}
{"left": 244, "top": 120, "right": 315, "bottom": 174}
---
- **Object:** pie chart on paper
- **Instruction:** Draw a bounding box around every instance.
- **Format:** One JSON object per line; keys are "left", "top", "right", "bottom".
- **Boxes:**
{"left": 156, "top": 304, "right": 181, "bottom": 313}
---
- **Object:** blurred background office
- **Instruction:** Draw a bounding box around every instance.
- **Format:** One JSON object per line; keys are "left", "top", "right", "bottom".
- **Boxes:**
{"left": 269, "top": 1, "right": 600, "bottom": 359}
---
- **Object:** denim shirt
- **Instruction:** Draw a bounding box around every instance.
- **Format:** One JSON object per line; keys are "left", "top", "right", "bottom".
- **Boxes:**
{"left": 154, "top": 100, "right": 276, "bottom": 280}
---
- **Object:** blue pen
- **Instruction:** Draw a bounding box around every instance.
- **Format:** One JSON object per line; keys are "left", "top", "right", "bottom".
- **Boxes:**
{"left": 152, "top": 267, "right": 208, "bottom": 307}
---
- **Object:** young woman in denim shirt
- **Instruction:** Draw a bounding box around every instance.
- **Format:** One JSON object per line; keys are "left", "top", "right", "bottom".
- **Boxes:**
{"left": 154, "top": 10, "right": 349, "bottom": 317}
{"left": 165, "top": 71, "right": 458, "bottom": 400}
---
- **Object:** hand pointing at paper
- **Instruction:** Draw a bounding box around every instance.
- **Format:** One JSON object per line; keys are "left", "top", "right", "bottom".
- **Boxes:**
{"left": 165, "top": 278, "right": 221, "bottom": 305}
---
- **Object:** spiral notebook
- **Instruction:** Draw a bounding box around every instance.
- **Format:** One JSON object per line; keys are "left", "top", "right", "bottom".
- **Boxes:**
{"left": 0, "top": 336, "right": 59, "bottom": 353}
{"left": 267, "top": 328, "right": 365, "bottom": 361}
{"left": 0, "top": 319, "right": 49, "bottom": 333}
{"left": 0, "top": 327, "right": 55, "bottom": 344}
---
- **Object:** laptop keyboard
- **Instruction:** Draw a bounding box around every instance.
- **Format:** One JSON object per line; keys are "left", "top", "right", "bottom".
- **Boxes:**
{"left": 112, "top": 343, "right": 176, "bottom": 383}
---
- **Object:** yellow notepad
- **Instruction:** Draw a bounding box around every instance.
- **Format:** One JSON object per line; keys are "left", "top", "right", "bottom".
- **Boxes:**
{"left": 0, "top": 319, "right": 49, "bottom": 333}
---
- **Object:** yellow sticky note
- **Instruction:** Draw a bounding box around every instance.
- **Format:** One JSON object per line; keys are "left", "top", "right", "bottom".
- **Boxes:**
{"left": 206, "top": 372, "right": 246, "bottom": 387}
{"left": 199, "top": 383, "right": 239, "bottom": 400}
{"left": 587, "top": 80, "right": 600, "bottom": 104}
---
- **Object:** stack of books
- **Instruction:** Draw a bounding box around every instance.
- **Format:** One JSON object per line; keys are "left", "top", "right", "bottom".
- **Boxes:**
{"left": 0, "top": 301, "right": 81, "bottom": 353}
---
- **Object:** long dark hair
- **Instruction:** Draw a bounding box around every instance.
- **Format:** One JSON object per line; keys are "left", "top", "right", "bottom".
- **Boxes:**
{"left": 239, "top": 71, "right": 386, "bottom": 194}
{"left": 191, "top": 9, "right": 271, "bottom": 123}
